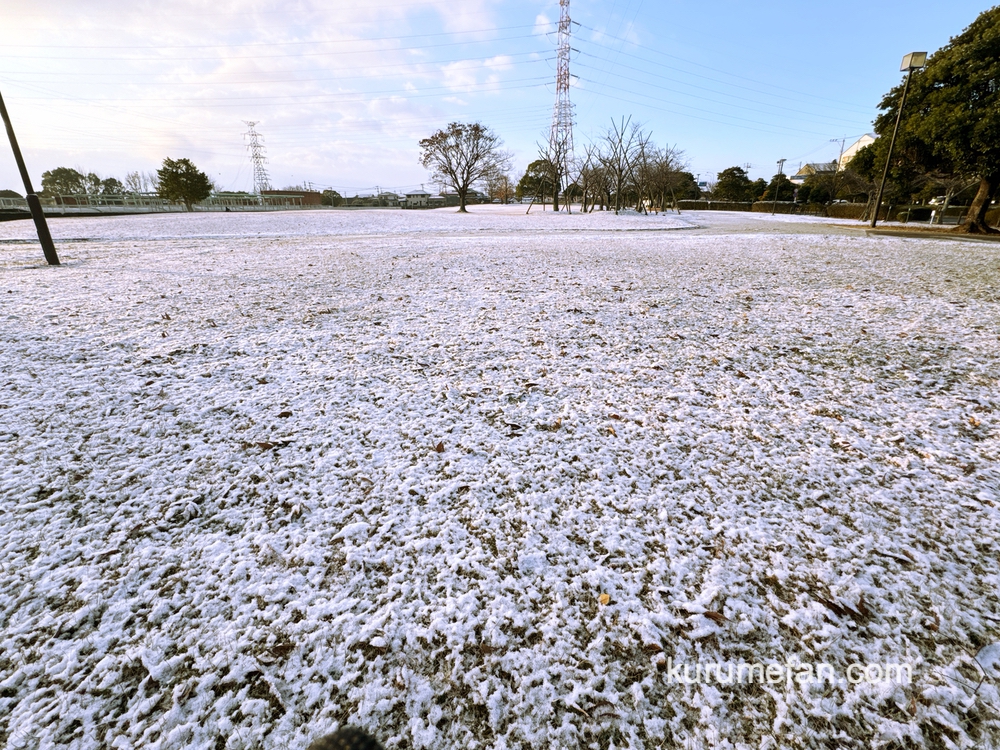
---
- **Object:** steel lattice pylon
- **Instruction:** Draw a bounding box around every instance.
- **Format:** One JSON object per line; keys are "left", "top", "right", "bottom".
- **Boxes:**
{"left": 242, "top": 121, "right": 272, "bottom": 194}
{"left": 549, "top": 0, "right": 574, "bottom": 187}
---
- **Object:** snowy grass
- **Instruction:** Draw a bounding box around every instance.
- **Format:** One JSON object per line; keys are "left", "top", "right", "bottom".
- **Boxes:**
{"left": 1, "top": 209, "right": 999, "bottom": 750}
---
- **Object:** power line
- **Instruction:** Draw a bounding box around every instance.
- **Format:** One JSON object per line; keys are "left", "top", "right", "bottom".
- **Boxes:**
{"left": 0, "top": 49, "right": 551, "bottom": 85}
{"left": 575, "top": 24, "right": 875, "bottom": 115}
{"left": 0, "top": 24, "right": 539, "bottom": 50}
{"left": 5, "top": 32, "right": 548, "bottom": 62}
{"left": 572, "top": 55, "right": 869, "bottom": 127}
{"left": 572, "top": 80, "right": 836, "bottom": 138}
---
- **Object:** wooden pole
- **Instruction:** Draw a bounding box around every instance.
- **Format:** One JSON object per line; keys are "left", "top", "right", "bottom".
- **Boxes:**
{"left": 0, "top": 88, "right": 59, "bottom": 266}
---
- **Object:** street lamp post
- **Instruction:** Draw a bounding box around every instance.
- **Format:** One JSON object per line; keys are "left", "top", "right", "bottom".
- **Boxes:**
{"left": 870, "top": 52, "right": 927, "bottom": 229}
{"left": 0, "top": 88, "right": 59, "bottom": 266}
{"left": 771, "top": 158, "right": 786, "bottom": 215}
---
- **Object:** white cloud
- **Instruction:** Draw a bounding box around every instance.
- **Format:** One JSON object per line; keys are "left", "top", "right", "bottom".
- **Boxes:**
{"left": 0, "top": 1, "right": 531, "bottom": 190}
{"left": 534, "top": 14, "right": 554, "bottom": 35}
{"left": 485, "top": 55, "right": 514, "bottom": 71}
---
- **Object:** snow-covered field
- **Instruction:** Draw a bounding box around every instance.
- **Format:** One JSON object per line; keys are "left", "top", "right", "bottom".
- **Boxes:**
{"left": 1, "top": 207, "right": 999, "bottom": 750}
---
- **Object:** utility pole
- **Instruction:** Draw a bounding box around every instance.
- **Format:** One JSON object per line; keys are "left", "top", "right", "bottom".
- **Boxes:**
{"left": 0, "top": 88, "right": 59, "bottom": 266}
{"left": 831, "top": 137, "right": 847, "bottom": 171}
{"left": 771, "top": 158, "right": 786, "bottom": 215}
{"left": 871, "top": 52, "right": 927, "bottom": 228}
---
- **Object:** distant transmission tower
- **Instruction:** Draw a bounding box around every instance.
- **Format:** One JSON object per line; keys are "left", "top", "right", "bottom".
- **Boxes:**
{"left": 242, "top": 121, "right": 272, "bottom": 193}
{"left": 549, "top": 0, "right": 574, "bottom": 189}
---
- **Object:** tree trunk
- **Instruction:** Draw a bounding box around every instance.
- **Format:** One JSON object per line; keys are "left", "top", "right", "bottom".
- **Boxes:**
{"left": 957, "top": 175, "right": 999, "bottom": 234}
{"left": 458, "top": 188, "right": 467, "bottom": 213}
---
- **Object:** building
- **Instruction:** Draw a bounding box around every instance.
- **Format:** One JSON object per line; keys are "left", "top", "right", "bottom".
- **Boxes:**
{"left": 839, "top": 134, "right": 876, "bottom": 171}
{"left": 404, "top": 189, "right": 431, "bottom": 208}
{"left": 790, "top": 162, "right": 837, "bottom": 186}
{"left": 260, "top": 189, "right": 323, "bottom": 206}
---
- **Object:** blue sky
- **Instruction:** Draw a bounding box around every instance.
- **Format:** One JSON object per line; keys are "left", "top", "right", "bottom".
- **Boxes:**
{"left": 0, "top": 1, "right": 993, "bottom": 195}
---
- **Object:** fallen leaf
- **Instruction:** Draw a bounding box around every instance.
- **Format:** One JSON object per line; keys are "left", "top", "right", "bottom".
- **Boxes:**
{"left": 566, "top": 703, "right": 590, "bottom": 718}
{"left": 703, "top": 611, "right": 728, "bottom": 624}
{"left": 598, "top": 593, "right": 610, "bottom": 605}
{"left": 856, "top": 593, "right": 871, "bottom": 618}
{"left": 434, "top": 441, "right": 445, "bottom": 453}
{"left": 278, "top": 410, "right": 292, "bottom": 418}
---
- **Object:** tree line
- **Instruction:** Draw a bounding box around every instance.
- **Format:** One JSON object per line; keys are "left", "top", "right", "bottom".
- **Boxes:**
{"left": 418, "top": 117, "right": 702, "bottom": 214}
{"left": 417, "top": 7, "right": 998, "bottom": 231}
{"left": 32, "top": 158, "right": 215, "bottom": 211}
{"left": 852, "top": 5, "right": 999, "bottom": 233}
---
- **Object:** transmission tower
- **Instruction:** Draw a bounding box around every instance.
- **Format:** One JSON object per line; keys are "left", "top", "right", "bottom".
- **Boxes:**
{"left": 549, "top": 0, "right": 574, "bottom": 188}
{"left": 242, "top": 121, "right": 272, "bottom": 194}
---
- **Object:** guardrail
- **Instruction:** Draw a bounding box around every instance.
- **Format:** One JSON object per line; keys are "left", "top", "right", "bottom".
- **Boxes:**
{"left": 0, "top": 193, "right": 321, "bottom": 217}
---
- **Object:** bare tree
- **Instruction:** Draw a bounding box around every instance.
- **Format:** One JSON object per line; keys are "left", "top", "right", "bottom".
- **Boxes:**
{"left": 645, "top": 144, "right": 689, "bottom": 213}
{"left": 599, "top": 117, "right": 645, "bottom": 214}
{"left": 573, "top": 144, "right": 601, "bottom": 213}
{"left": 535, "top": 130, "right": 575, "bottom": 213}
{"left": 419, "top": 122, "right": 512, "bottom": 213}
{"left": 484, "top": 168, "right": 515, "bottom": 204}
{"left": 629, "top": 133, "right": 657, "bottom": 213}
{"left": 124, "top": 171, "right": 144, "bottom": 194}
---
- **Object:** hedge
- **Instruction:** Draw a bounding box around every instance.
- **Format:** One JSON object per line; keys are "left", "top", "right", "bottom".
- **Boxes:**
{"left": 677, "top": 200, "right": 998, "bottom": 226}
{"left": 676, "top": 200, "right": 753, "bottom": 211}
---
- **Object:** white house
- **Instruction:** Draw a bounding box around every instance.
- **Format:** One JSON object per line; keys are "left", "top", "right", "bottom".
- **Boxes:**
{"left": 404, "top": 189, "right": 431, "bottom": 208}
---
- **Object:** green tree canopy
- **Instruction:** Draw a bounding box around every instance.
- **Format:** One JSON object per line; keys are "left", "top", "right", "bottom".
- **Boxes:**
{"left": 713, "top": 166, "right": 754, "bottom": 202}
{"left": 321, "top": 189, "right": 343, "bottom": 207}
{"left": 673, "top": 171, "right": 702, "bottom": 200}
{"left": 100, "top": 177, "right": 125, "bottom": 196}
{"left": 0, "top": 189, "right": 23, "bottom": 199}
{"left": 872, "top": 6, "right": 1000, "bottom": 232}
{"left": 40, "top": 167, "right": 85, "bottom": 197}
{"left": 515, "top": 159, "right": 552, "bottom": 202}
{"left": 762, "top": 173, "right": 795, "bottom": 202}
{"left": 157, "top": 158, "right": 213, "bottom": 211}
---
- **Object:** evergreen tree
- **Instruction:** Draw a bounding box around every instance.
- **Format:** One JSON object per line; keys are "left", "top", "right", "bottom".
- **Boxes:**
{"left": 156, "top": 158, "right": 213, "bottom": 211}
{"left": 713, "top": 167, "right": 754, "bottom": 202}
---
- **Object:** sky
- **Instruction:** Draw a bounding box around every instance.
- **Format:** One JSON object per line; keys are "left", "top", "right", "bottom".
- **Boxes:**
{"left": 0, "top": 1, "right": 993, "bottom": 196}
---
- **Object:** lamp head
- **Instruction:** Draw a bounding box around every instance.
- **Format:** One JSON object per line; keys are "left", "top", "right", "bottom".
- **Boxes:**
{"left": 900, "top": 52, "right": 927, "bottom": 71}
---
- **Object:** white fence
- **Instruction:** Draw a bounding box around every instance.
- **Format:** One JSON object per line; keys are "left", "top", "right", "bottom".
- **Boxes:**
{"left": 1, "top": 194, "right": 318, "bottom": 216}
